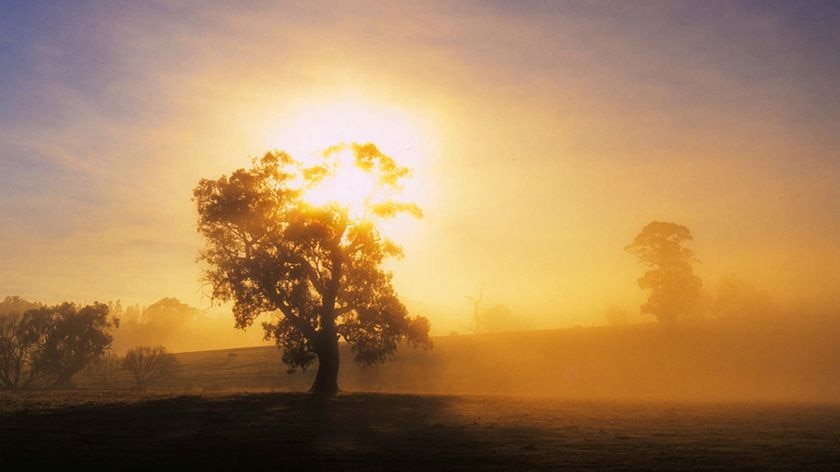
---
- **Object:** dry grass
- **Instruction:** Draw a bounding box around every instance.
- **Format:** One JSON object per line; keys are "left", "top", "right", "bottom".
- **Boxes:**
{"left": 1, "top": 391, "right": 839, "bottom": 470}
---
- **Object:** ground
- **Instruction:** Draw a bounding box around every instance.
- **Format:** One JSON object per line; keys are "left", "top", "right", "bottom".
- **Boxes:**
{"left": 1, "top": 391, "right": 839, "bottom": 470}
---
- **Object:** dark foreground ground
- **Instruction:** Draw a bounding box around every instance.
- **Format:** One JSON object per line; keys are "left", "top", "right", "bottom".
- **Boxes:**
{"left": 1, "top": 392, "right": 839, "bottom": 471}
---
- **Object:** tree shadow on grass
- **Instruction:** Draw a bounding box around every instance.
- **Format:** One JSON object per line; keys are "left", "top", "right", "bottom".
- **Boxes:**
{"left": 0, "top": 393, "right": 507, "bottom": 470}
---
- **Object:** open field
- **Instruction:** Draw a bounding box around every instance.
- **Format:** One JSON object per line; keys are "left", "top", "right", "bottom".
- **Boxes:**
{"left": 81, "top": 318, "right": 840, "bottom": 403}
{"left": 8, "top": 319, "right": 835, "bottom": 469}
{"left": 1, "top": 391, "right": 839, "bottom": 470}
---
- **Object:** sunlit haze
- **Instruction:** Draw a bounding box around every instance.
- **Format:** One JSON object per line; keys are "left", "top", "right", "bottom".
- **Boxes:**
{"left": 2, "top": 3, "right": 840, "bottom": 468}
{"left": 1, "top": 2, "right": 839, "bottom": 339}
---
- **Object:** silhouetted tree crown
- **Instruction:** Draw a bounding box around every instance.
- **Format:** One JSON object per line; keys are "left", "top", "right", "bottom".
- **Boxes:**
{"left": 625, "top": 221, "right": 702, "bottom": 323}
{"left": 193, "top": 144, "right": 431, "bottom": 395}
{"left": 122, "top": 345, "right": 177, "bottom": 391}
{"left": 0, "top": 300, "right": 114, "bottom": 389}
{"left": 141, "top": 297, "right": 200, "bottom": 325}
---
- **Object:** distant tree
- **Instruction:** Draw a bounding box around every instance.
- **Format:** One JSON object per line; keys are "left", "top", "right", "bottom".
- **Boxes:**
{"left": 84, "top": 351, "right": 122, "bottom": 389}
{"left": 0, "top": 296, "right": 42, "bottom": 316}
{"left": 0, "top": 301, "right": 114, "bottom": 389}
{"left": 462, "top": 289, "right": 521, "bottom": 333}
{"left": 107, "top": 300, "right": 124, "bottom": 319}
{"left": 193, "top": 145, "right": 432, "bottom": 396}
{"left": 38, "top": 303, "right": 115, "bottom": 388}
{"left": 625, "top": 221, "right": 703, "bottom": 323}
{"left": 112, "top": 298, "right": 203, "bottom": 353}
{"left": 121, "top": 304, "right": 142, "bottom": 324}
{"left": 0, "top": 308, "right": 53, "bottom": 389}
{"left": 481, "top": 304, "right": 521, "bottom": 333}
{"left": 122, "top": 346, "right": 177, "bottom": 391}
{"left": 142, "top": 297, "right": 200, "bottom": 326}
{"left": 462, "top": 288, "right": 484, "bottom": 333}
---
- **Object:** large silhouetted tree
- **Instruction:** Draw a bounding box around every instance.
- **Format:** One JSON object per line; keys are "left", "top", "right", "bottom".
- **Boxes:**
{"left": 193, "top": 144, "right": 431, "bottom": 396}
{"left": 625, "top": 221, "right": 702, "bottom": 323}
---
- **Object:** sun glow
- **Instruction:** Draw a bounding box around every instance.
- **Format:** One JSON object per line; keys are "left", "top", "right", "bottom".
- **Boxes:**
{"left": 300, "top": 146, "right": 384, "bottom": 219}
{"left": 260, "top": 96, "right": 433, "bottom": 167}
{"left": 258, "top": 95, "right": 435, "bottom": 227}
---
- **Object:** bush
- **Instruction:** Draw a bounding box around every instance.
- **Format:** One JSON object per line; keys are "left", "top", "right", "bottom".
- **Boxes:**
{"left": 122, "top": 346, "right": 177, "bottom": 391}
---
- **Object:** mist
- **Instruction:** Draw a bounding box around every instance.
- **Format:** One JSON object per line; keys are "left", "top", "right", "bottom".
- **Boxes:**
{"left": 2, "top": 2, "right": 838, "bottom": 335}
{"left": 3, "top": 2, "right": 840, "bottom": 468}
{"left": 117, "top": 300, "right": 832, "bottom": 403}
{"left": 108, "top": 297, "right": 267, "bottom": 355}
{"left": 6, "top": 258, "right": 839, "bottom": 403}
{"left": 352, "top": 312, "right": 840, "bottom": 402}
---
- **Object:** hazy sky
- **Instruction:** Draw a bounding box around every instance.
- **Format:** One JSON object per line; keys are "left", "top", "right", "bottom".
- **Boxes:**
{"left": 1, "top": 1, "right": 838, "bottom": 333}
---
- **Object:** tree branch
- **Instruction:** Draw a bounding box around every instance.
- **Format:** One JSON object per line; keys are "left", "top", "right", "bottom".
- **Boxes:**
{"left": 334, "top": 305, "right": 356, "bottom": 316}
{"left": 270, "top": 296, "right": 316, "bottom": 341}
{"left": 287, "top": 254, "right": 326, "bottom": 295}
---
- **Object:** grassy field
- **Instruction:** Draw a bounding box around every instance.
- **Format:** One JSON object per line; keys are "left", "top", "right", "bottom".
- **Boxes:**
{"left": 81, "top": 318, "right": 840, "bottom": 402}
{"left": 12, "top": 319, "right": 833, "bottom": 469}
{"left": 1, "top": 390, "right": 839, "bottom": 470}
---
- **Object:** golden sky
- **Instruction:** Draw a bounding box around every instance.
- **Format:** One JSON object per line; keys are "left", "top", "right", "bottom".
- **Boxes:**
{"left": 1, "top": 2, "right": 838, "bottom": 334}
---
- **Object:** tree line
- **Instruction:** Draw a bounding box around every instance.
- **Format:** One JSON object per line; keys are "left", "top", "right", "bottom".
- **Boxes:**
{"left": 0, "top": 145, "right": 764, "bottom": 396}
{"left": 0, "top": 296, "right": 175, "bottom": 390}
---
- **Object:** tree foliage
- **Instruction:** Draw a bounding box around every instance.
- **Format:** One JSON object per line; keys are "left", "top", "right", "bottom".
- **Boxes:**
{"left": 110, "top": 297, "right": 206, "bottom": 353}
{"left": 0, "top": 299, "right": 114, "bottom": 389}
{"left": 0, "top": 296, "right": 42, "bottom": 316}
{"left": 0, "top": 308, "right": 52, "bottom": 389}
{"left": 193, "top": 144, "right": 431, "bottom": 394}
{"left": 122, "top": 345, "right": 177, "bottom": 391}
{"left": 625, "top": 221, "right": 703, "bottom": 323}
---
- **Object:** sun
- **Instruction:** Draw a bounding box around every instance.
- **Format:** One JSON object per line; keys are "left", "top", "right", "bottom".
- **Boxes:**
{"left": 260, "top": 96, "right": 432, "bottom": 166}
{"left": 300, "top": 145, "right": 384, "bottom": 219}
{"left": 258, "top": 96, "right": 434, "bottom": 223}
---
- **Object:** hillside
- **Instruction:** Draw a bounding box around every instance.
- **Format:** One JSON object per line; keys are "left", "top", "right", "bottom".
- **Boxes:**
{"left": 104, "top": 316, "right": 840, "bottom": 402}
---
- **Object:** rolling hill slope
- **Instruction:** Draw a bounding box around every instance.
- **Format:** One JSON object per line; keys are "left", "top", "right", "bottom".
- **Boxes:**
{"left": 157, "top": 316, "right": 840, "bottom": 402}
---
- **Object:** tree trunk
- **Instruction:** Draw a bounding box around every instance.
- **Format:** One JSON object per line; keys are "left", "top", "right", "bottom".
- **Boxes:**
{"left": 310, "top": 239, "right": 343, "bottom": 397}
{"left": 310, "top": 328, "right": 340, "bottom": 396}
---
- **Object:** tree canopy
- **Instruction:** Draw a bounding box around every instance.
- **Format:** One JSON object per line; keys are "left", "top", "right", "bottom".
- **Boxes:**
{"left": 122, "top": 345, "right": 177, "bottom": 391}
{"left": 193, "top": 144, "right": 431, "bottom": 395}
{"left": 625, "top": 221, "right": 703, "bottom": 323}
{"left": 0, "top": 300, "right": 114, "bottom": 389}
